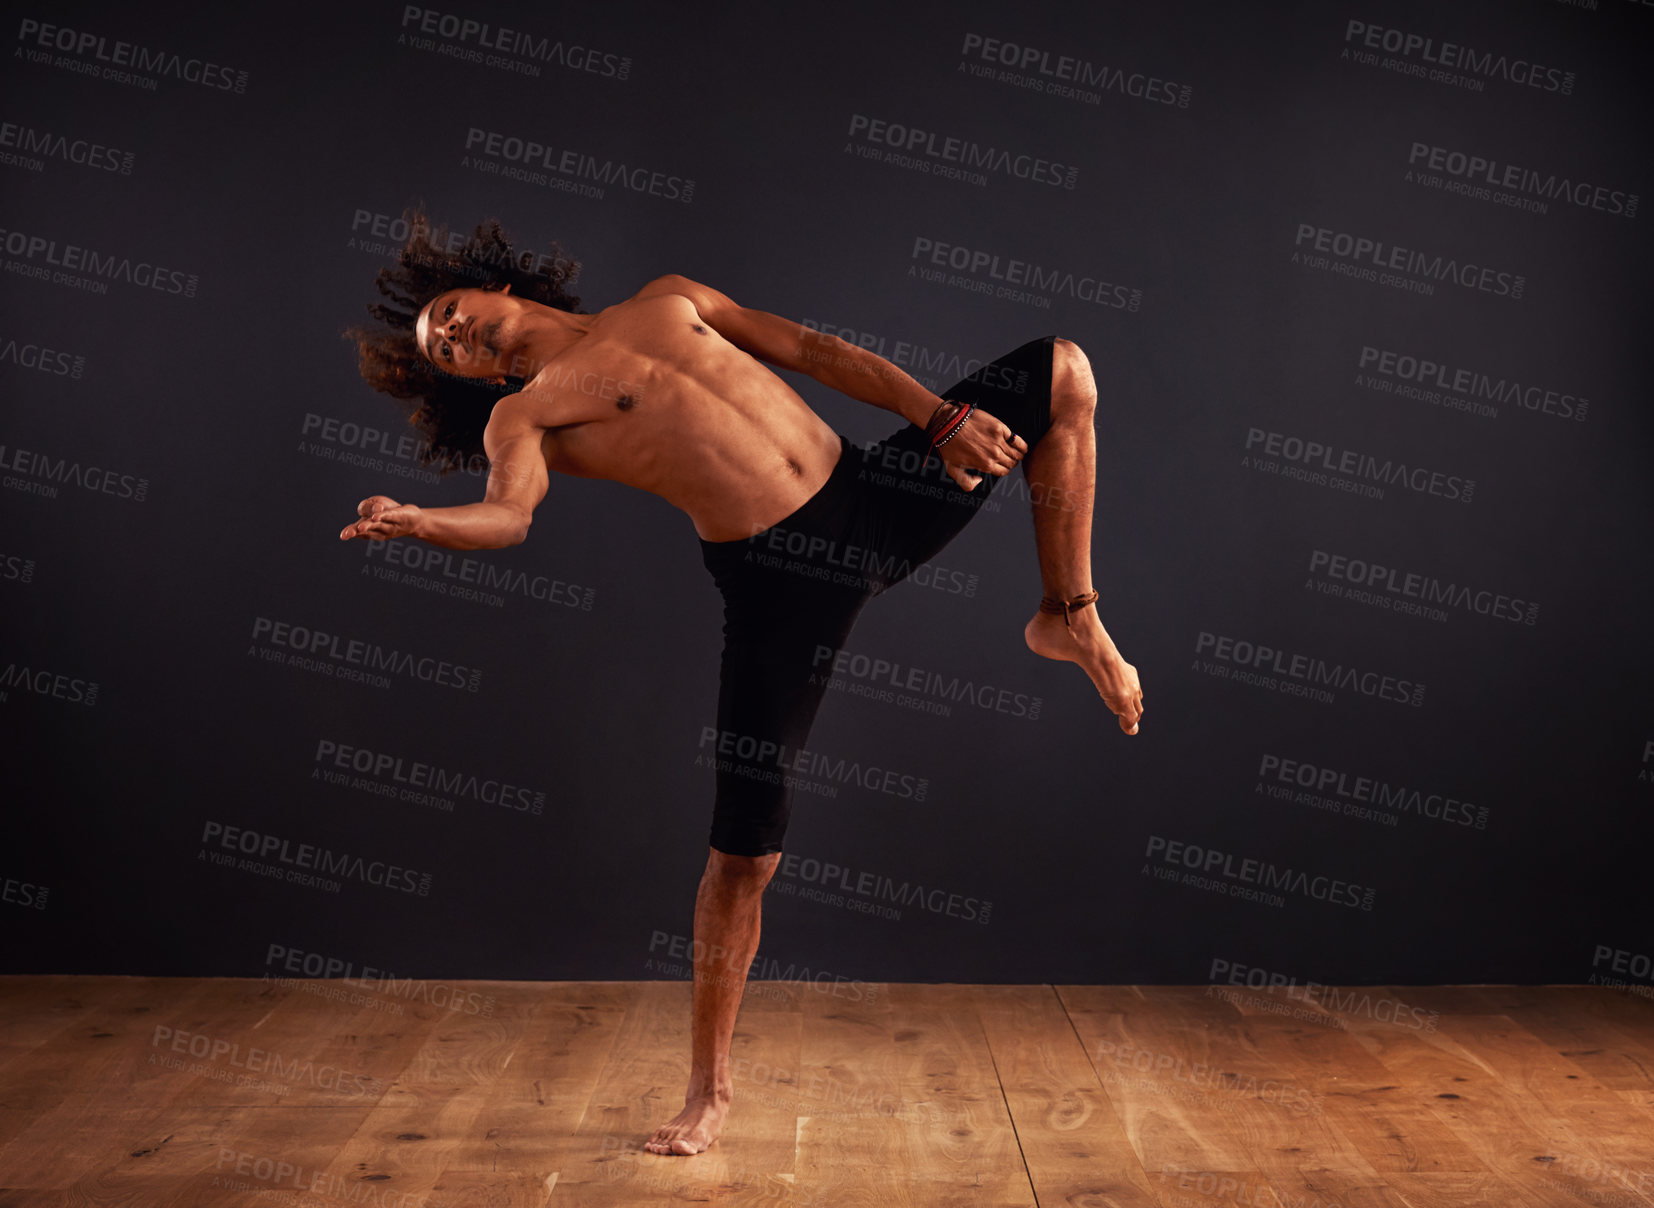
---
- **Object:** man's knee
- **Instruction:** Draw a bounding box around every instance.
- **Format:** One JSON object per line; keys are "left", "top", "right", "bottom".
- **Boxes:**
{"left": 705, "top": 847, "right": 781, "bottom": 895}
{"left": 1051, "top": 337, "right": 1096, "bottom": 413}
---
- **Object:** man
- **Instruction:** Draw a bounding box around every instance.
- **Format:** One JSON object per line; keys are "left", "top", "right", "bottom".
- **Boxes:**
{"left": 341, "top": 221, "right": 1143, "bottom": 1156}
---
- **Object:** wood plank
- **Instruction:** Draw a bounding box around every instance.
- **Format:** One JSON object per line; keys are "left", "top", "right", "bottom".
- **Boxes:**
{"left": 1058, "top": 984, "right": 1304, "bottom": 1176}
{"left": 882, "top": 984, "right": 1027, "bottom": 1183}
{"left": 1334, "top": 1004, "right": 1643, "bottom": 1207}
{"left": 202, "top": 976, "right": 544, "bottom": 1208}
{"left": 1196, "top": 987, "right": 1487, "bottom": 1176}
{"left": 975, "top": 983, "right": 1160, "bottom": 1207}
{"left": 427, "top": 983, "right": 626, "bottom": 1206}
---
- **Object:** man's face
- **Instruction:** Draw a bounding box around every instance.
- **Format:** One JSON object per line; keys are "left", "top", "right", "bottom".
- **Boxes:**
{"left": 414, "top": 284, "right": 514, "bottom": 378}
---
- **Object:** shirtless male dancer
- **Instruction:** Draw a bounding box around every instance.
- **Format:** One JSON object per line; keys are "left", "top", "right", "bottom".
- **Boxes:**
{"left": 340, "top": 218, "right": 1143, "bottom": 1156}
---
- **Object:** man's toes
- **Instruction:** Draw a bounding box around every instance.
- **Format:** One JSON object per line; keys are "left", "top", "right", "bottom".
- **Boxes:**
{"left": 672, "top": 1137, "right": 701, "bottom": 1155}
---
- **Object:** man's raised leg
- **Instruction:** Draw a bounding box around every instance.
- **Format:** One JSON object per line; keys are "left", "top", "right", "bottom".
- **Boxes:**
{"left": 645, "top": 846, "right": 779, "bottom": 1155}
{"left": 1020, "top": 338, "right": 1145, "bottom": 734}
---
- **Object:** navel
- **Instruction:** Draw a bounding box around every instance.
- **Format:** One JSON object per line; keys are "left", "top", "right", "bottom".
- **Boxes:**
{"left": 786, "top": 457, "right": 803, "bottom": 477}
{"left": 616, "top": 392, "right": 636, "bottom": 411}
{"left": 691, "top": 323, "right": 708, "bottom": 334}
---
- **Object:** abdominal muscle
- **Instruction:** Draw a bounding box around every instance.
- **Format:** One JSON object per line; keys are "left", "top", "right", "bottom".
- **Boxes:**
{"left": 537, "top": 363, "right": 847, "bottom": 543}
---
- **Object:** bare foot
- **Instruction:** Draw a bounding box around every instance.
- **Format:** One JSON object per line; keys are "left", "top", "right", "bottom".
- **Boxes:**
{"left": 1024, "top": 610, "right": 1144, "bottom": 734}
{"left": 644, "top": 1095, "right": 728, "bottom": 1156}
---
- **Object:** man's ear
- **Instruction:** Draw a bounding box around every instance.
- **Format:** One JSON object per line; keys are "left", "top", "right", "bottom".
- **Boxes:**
{"left": 498, "top": 282, "right": 512, "bottom": 295}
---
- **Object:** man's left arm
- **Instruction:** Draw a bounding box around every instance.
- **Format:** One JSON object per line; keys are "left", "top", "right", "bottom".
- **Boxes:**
{"left": 640, "top": 274, "right": 940, "bottom": 427}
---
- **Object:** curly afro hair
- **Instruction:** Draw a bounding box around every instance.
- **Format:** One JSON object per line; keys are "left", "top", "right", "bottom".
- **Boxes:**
{"left": 344, "top": 207, "right": 586, "bottom": 475}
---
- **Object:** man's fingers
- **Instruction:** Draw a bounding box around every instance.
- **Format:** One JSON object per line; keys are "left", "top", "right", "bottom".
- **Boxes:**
{"left": 356, "top": 495, "right": 399, "bottom": 518}
{"left": 341, "top": 518, "right": 391, "bottom": 541}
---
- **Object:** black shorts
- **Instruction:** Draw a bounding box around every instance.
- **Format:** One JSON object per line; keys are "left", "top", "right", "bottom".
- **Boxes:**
{"left": 697, "top": 334, "right": 1058, "bottom": 856}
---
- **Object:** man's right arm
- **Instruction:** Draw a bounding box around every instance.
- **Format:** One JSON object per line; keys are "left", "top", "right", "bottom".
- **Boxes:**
{"left": 413, "top": 416, "right": 547, "bottom": 548}
{"left": 338, "top": 404, "right": 549, "bottom": 550}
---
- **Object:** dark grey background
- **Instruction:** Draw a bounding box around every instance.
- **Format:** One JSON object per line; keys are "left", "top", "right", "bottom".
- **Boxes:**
{"left": 3, "top": 0, "right": 1650, "bottom": 988}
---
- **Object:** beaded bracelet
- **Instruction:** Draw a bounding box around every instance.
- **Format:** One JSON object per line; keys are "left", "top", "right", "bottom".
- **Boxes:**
{"left": 925, "top": 401, "right": 975, "bottom": 453}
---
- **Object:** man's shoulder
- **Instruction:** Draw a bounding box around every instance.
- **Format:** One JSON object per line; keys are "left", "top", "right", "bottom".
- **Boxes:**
{"left": 627, "top": 273, "right": 723, "bottom": 310}
{"left": 483, "top": 391, "right": 542, "bottom": 437}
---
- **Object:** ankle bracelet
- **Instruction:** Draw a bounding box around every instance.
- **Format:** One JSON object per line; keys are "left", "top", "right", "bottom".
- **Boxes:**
{"left": 1039, "top": 589, "right": 1099, "bottom": 627}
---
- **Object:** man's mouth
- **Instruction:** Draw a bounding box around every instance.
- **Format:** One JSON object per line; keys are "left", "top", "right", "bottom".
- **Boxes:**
{"left": 463, "top": 314, "right": 475, "bottom": 349}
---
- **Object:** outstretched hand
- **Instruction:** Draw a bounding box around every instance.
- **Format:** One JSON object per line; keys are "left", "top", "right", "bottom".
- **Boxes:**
{"left": 933, "top": 402, "right": 1027, "bottom": 491}
{"left": 339, "top": 495, "right": 422, "bottom": 541}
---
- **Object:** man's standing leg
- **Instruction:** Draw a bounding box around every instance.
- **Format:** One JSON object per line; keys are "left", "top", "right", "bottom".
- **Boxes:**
{"left": 646, "top": 556, "right": 868, "bottom": 1155}
{"left": 1018, "top": 337, "right": 1144, "bottom": 733}
{"left": 645, "top": 848, "right": 778, "bottom": 1155}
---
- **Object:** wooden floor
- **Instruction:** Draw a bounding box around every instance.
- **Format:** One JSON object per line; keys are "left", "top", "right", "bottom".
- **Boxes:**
{"left": 0, "top": 978, "right": 1650, "bottom": 1206}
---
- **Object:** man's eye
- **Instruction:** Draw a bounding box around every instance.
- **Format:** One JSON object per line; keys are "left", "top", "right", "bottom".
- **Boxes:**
{"left": 444, "top": 301, "right": 455, "bottom": 319}
{"left": 441, "top": 344, "right": 452, "bottom": 360}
